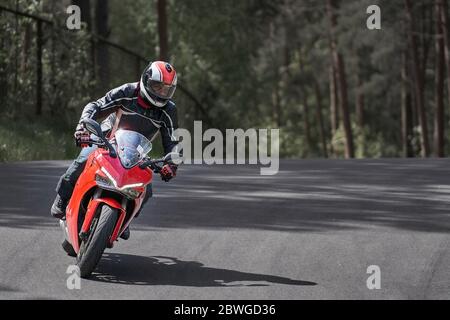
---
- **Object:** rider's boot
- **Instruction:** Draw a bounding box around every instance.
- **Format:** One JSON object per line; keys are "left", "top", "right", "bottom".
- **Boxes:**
{"left": 51, "top": 194, "right": 68, "bottom": 219}
{"left": 120, "top": 227, "right": 130, "bottom": 240}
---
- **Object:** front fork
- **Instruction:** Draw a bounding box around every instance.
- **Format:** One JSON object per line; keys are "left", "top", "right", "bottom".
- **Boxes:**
{"left": 79, "top": 189, "right": 126, "bottom": 247}
{"left": 59, "top": 219, "right": 70, "bottom": 243}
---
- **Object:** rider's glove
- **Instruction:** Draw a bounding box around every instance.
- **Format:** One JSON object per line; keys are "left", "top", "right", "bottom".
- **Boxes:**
{"left": 160, "top": 164, "right": 177, "bottom": 182}
{"left": 74, "top": 123, "right": 91, "bottom": 148}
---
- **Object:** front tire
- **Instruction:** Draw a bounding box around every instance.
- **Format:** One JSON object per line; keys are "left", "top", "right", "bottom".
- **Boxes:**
{"left": 76, "top": 205, "right": 118, "bottom": 278}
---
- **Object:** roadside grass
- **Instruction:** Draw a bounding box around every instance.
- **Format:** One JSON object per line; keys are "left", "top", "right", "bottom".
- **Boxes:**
{"left": 0, "top": 117, "right": 164, "bottom": 162}
{"left": 0, "top": 117, "right": 79, "bottom": 162}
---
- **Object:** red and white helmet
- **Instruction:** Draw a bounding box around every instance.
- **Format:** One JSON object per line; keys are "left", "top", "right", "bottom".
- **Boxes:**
{"left": 139, "top": 61, "right": 177, "bottom": 108}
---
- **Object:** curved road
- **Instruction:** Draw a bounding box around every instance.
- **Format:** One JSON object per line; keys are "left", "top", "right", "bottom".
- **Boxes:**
{"left": 0, "top": 159, "right": 449, "bottom": 299}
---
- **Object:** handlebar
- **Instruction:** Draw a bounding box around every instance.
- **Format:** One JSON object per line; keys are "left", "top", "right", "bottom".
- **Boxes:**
{"left": 139, "top": 158, "right": 169, "bottom": 173}
{"left": 75, "top": 137, "right": 104, "bottom": 148}
{"left": 76, "top": 125, "right": 117, "bottom": 158}
{"left": 78, "top": 137, "right": 166, "bottom": 173}
{"left": 78, "top": 119, "right": 171, "bottom": 171}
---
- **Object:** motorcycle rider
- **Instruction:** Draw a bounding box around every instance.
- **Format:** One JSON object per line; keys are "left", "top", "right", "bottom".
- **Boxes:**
{"left": 51, "top": 61, "right": 180, "bottom": 239}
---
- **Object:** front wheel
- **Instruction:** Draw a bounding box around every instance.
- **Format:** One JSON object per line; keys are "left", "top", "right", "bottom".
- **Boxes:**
{"left": 76, "top": 205, "right": 118, "bottom": 278}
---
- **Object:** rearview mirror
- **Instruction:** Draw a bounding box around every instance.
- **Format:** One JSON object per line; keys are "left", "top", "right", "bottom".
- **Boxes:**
{"left": 82, "top": 118, "right": 103, "bottom": 138}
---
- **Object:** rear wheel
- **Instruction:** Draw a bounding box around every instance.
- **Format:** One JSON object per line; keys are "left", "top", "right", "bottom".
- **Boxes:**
{"left": 76, "top": 205, "right": 118, "bottom": 278}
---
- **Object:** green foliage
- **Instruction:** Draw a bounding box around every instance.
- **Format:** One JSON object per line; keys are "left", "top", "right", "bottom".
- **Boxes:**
{"left": 0, "top": 0, "right": 448, "bottom": 161}
{"left": 0, "top": 116, "right": 78, "bottom": 161}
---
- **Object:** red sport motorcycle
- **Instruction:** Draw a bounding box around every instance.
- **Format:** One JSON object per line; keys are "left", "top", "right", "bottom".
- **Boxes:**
{"left": 59, "top": 118, "right": 171, "bottom": 278}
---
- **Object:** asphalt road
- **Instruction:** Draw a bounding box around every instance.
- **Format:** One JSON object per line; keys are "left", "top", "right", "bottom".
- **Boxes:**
{"left": 0, "top": 159, "right": 449, "bottom": 299}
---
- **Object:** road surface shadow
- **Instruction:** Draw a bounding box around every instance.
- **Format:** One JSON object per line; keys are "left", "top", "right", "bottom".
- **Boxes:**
{"left": 0, "top": 285, "right": 19, "bottom": 293}
{"left": 2, "top": 160, "right": 450, "bottom": 233}
{"left": 141, "top": 160, "right": 450, "bottom": 233}
{"left": 91, "top": 253, "right": 317, "bottom": 287}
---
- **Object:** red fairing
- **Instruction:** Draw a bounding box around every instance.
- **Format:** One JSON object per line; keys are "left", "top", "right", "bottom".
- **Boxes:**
{"left": 65, "top": 148, "right": 153, "bottom": 253}
{"left": 96, "top": 149, "right": 152, "bottom": 188}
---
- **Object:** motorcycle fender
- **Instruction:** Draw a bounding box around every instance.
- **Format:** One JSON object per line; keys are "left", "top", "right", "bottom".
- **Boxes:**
{"left": 81, "top": 198, "right": 125, "bottom": 236}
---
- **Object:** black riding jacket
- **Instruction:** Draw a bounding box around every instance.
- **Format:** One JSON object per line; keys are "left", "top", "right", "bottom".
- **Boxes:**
{"left": 78, "top": 82, "right": 179, "bottom": 156}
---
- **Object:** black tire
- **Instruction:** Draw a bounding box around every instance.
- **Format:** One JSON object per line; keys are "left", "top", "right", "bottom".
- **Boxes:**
{"left": 61, "top": 239, "right": 77, "bottom": 257}
{"left": 76, "top": 205, "right": 118, "bottom": 278}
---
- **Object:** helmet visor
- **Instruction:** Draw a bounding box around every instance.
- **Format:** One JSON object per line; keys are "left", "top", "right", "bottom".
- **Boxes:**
{"left": 146, "top": 80, "right": 176, "bottom": 99}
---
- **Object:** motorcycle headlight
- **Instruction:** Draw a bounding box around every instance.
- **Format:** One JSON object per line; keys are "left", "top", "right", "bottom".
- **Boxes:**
{"left": 97, "top": 167, "right": 143, "bottom": 199}
{"left": 95, "top": 173, "right": 112, "bottom": 187}
{"left": 121, "top": 187, "right": 141, "bottom": 199}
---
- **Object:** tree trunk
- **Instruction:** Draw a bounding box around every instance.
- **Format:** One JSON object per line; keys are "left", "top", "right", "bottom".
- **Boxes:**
{"left": 355, "top": 68, "right": 364, "bottom": 130}
{"left": 73, "top": 0, "right": 91, "bottom": 29}
{"left": 420, "top": 1, "right": 433, "bottom": 87}
{"left": 327, "top": 0, "right": 354, "bottom": 158}
{"left": 404, "top": 0, "right": 430, "bottom": 157}
{"left": 326, "top": 10, "right": 339, "bottom": 143}
{"left": 401, "top": 52, "right": 414, "bottom": 157}
{"left": 271, "top": 84, "right": 282, "bottom": 128}
{"left": 95, "top": 0, "right": 109, "bottom": 90}
{"left": 36, "top": 21, "right": 43, "bottom": 116}
{"left": 314, "top": 79, "right": 328, "bottom": 158}
{"left": 268, "top": 22, "right": 281, "bottom": 128}
{"left": 95, "top": 0, "right": 108, "bottom": 37}
{"left": 157, "top": 0, "right": 169, "bottom": 61}
{"left": 72, "top": 0, "right": 94, "bottom": 88}
{"left": 355, "top": 62, "right": 365, "bottom": 157}
{"left": 302, "top": 90, "right": 312, "bottom": 157}
{"left": 49, "top": 0, "right": 57, "bottom": 115}
{"left": 14, "top": 0, "right": 19, "bottom": 95}
{"left": 20, "top": 23, "right": 32, "bottom": 74}
{"left": 329, "top": 62, "right": 339, "bottom": 137}
{"left": 438, "top": 0, "right": 450, "bottom": 124}
{"left": 0, "top": 12, "right": 7, "bottom": 106}
{"left": 335, "top": 54, "right": 355, "bottom": 158}
{"left": 435, "top": 0, "right": 445, "bottom": 157}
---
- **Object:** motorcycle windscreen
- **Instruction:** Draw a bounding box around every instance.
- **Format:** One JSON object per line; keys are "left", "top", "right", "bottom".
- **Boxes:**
{"left": 115, "top": 129, "right": 152, "bottom": 168}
